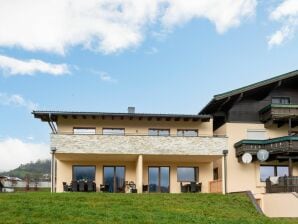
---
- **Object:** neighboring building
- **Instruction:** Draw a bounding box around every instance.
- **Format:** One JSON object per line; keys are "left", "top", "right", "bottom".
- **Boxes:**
{"left": 33, "top": 70, "right": 298, "bottom": 217}
{"left": 200, "top": 70, "right": 298, "bottom": 217}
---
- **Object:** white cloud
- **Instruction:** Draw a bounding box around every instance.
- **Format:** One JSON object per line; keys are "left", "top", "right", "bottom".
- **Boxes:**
{"left": 268, "top": 0, "right": 298, "bottom": 47}
{"left": 161, "top": 0, "right": 257, "bottom": 33}
{"left": 99, "top": 72, "right": 117, "bottom": 83}
{"left": 0, "top": 138, "right": 49, "bottom": 171}
{"left": 0, "top": 0, "right": 256, "bottom": 54}
{"left": 0, "top": 93, "right": 37, "bottom": 110}
{"left": 0, "top": 54, "right": 70, "bottom": 76}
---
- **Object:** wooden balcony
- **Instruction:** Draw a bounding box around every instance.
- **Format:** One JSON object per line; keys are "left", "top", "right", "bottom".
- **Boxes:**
{"left": 235, "top": 136, "right": 298, "bottom": 159}
{"left": 259, "top": 104, "right": 298, "bottom": 126}
{"left": 266, "top": 176, "right": 298, "bottom": 193}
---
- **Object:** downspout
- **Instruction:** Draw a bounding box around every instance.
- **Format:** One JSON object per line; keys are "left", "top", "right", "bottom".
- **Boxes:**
{"left": 223, "top": 150, "right": 228, "bottom": 194}
{"left": 51, "top": 147, "right": 57, "bottom": 193}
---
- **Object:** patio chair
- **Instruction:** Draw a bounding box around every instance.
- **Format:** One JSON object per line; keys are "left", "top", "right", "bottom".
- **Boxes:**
{"left": 71, "top": 181, "right": 78, "bottom": 192}
{"left": 180, "top": 183, "right": 189, "bottom": 193}
{"left": 190, "top": 182, "right": 202, "bottom": 193}
{"left": 79, "top": 181, "right": 85, "bottom": 192}
{"left": 100, "top": 184, "right": 109, "bottom": 192}
{"left": 142, "top": 185, "right": 148, "bottom": 192}
{"left": 87, "top": 181, "right": 95, "bottom": 192}
{"left": 63, "top": 182, "right": 69, "bottom": 192}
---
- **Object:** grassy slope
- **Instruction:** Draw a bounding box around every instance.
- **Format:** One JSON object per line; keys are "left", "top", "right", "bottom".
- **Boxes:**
{"left": 0, "top": 193, "right": 297, "bottom": 224}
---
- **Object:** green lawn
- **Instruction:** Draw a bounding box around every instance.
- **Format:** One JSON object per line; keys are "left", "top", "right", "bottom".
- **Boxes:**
{"left": 0, "top": 193, "right": 297, "bottom": 224}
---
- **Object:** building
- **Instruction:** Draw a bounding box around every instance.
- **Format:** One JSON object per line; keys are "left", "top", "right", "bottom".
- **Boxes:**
{"left": 200, "top": 70, "right": 298, "bottom": 217}
{"left": 33, "top": 70, "right": 298, "bottom": 217}
{"left": 33, "top": 110, "right": 227, "bottom": 194}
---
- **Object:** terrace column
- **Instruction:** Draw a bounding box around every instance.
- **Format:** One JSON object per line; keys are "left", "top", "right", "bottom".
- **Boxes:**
{"left": 50, "top": 147, "right": 57, "bottom": 193}
{"left": 222, "top": 150, "right": 228, "bottom": 194}
{"left": 136, "top": 155, "right": 143, "bottom": 193}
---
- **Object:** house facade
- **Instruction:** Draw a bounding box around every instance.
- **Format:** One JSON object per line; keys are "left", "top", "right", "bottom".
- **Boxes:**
{"left": 33, "top": 70, "right": 298, "bottom": 216}
{"left": 33, "top": 111, "right": 227, "bottom": 194}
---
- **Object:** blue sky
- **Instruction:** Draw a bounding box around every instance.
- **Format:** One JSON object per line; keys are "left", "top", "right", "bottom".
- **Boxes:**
{"left": 0, "top": 0, "right": 298, "bottom": 170}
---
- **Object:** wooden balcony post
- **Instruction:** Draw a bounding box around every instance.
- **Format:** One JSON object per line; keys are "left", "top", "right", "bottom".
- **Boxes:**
{"left": 288, "top": 117, "right": 292, "bottom": 136}
{"left": 289, "top": 157, "right": 293, "bottom": 177}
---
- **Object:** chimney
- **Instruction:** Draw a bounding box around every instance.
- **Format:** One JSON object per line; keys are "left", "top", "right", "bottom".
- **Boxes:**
{"left": 128, "top": 107, "right": 135, "bottom": 113}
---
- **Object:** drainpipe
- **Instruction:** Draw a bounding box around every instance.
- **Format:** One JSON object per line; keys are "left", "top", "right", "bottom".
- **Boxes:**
{"left": 51, "top": 147, "right": 57, "bottom": 193}
{"left": 223, "top": 150, "right": 228, "bottom": 194}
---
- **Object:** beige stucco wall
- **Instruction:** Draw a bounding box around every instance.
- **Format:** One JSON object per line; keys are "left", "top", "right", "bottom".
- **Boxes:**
{"left": 56, "top": 117, "right": 213, "bottom": 136}
{"left": 56, "top": 159, "right": 214, "bottom": 193}
{"left": 226, "top": 122, "right": 298, "bottom": 194}
{"left": 261, "top": 193, "right": 298, "bottom": 217}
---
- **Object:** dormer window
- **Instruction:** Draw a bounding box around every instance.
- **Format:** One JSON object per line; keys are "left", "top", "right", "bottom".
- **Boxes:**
{"left": 272, "top": 97, "right": 290, "bottom": 105}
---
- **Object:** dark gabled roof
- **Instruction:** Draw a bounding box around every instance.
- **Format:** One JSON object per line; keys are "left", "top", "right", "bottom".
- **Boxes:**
{"left": 200, "top": 70, "right": 298, "bottom": 114}
{"left": 32, "top": 110, "right": 211, "bottom": 122}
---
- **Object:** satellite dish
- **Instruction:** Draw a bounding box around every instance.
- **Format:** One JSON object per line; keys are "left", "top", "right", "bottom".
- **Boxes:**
{"left": 257, "top": 149, "right": 269, "bottom": 162}
{"left": 242, "top": 153, "right": 253, "bottom": 164}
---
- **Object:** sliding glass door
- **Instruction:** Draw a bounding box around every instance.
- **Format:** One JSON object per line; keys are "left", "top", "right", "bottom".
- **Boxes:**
{"left": 148, "top": 167, "right": 170, "bottom": 193}
{"left": 103, "top": 166, "right": 125, "bottom": 193}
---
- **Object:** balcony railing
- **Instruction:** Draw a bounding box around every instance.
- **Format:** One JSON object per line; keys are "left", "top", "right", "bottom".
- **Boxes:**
{"left": 266, "top": 176, "right": 298, "bottom": 193}
{"left": 259, "top": 104, "right": 298, "bottom": 123}
{"left": 51, "top": 133, "right": 227, "bottom": 156}
{"left": 234, "top": 136, "right": 298, "bottom": 157}
{"left": 209, "top": 179, "right": 222, "bottom": 193}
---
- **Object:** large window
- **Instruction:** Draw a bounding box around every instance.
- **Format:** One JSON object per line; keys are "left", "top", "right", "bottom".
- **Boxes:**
{"left": 272, "top": 97, "right": 290, "bottom": 104}
{"left": 148, "top": 167, "right": 170, "bottom": 193}
{"left": 103, "top": 166, "right": 125, "bottom": 193}
{"left": 260, "top": 165, "right": 289, "bottom": 182}
{"left": 73, "top": 128, "right": 96, "bottom": 135}
{"left": 102, "top": 128, "right": 125, "bottom": 135}
{"left": 177, "top": 129, "right": 198, "bottom": 137}
{"left": 177, "top": 167, "right": 198, "bottom": 182}
{"left": 148, "top": 129, "right": 170, "bottom": 136}
{"left": 73, "top": 166, "right": 96, "bottom": 181}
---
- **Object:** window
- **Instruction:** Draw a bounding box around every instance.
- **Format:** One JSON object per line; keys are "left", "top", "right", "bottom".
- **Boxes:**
{"left": 102, "top": 128, "right": 125, "bottom": 135}
{"left": 148, "top": 129, "right": 170, "bottom": 136}
{"left": 103, "top": 166, "right": 125, "bottom": 193}
{"left": 247, "top": 130, "right": 267, "bottom": 140}
{"left": 177, "top": 129, "right": 198, "bottom": 137}
{"left": 213, "top": 168, "right": 219, "bottom": 180}
{"left": 177, "top": 167, "right": 198, "bottom": 182}
{"left": 148, "top": 167, "right": 170, "bottom": 193}
{"left": 73, "top": 166, "right": 95, "bottom": 181}
{"left": 272, "top": 97, "right": 290, "bottom": 104}
{"left": 73, "top": 128, "right": 96, "bottom": 135}
{"left": 260, "top": 165, "right": 288, "bottom": 182}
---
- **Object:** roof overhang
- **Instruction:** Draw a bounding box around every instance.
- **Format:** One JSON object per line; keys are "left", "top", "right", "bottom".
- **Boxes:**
{"left": 32, "top": 111, "right": 211, "bottom": 122}
{"left": 200, "top": 70, "right": 298, "bottom": 114}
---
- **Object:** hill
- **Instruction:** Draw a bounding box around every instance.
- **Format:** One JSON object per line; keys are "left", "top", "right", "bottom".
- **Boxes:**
{"left": 0, "top": 159, "right": 51, "bottom": 180}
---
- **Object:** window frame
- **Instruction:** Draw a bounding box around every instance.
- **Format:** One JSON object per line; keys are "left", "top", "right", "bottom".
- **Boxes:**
{"left": 148, "top": 128, "right": 170, "bottom": 136}
{"left": 177, "top": 129, "right": 198, "bottom": 137}
{"left": 72, "top": 165, "right": 96, "bottom": 181}
{"left": 271, "top": 96, "right": 290, "bottom": 105}
{"left": 259, "top": 165, "right": 289, "bottom": 182}
{"left": 177, "top": 167, "right": 198, "bottom": 182}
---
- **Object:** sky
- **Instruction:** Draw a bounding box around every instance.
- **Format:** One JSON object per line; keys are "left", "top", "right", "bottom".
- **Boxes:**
{"left": 0, "top": 0, "right": 298, "bottom": 171}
